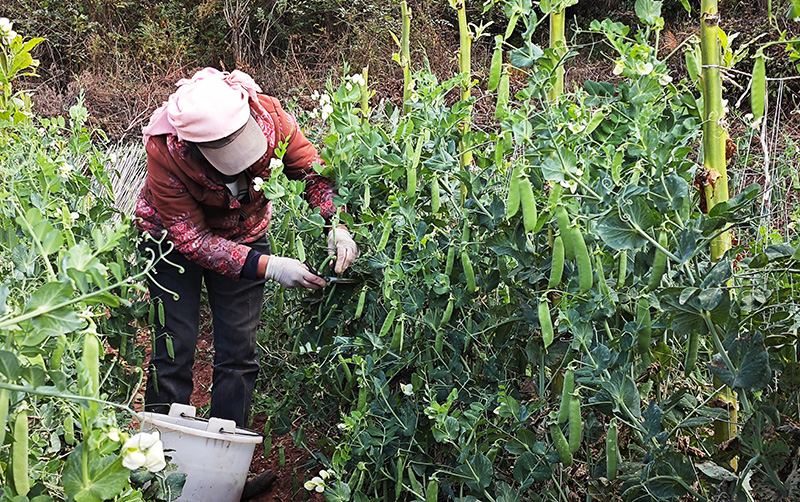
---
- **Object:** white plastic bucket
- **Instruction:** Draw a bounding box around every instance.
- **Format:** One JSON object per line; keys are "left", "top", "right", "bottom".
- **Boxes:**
{"left": 138, "top": 404, "right": 262, "bottom": 502}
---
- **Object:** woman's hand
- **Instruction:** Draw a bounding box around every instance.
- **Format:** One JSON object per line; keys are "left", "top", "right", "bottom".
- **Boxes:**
{"left": 263, "top": 256, "right": 326, "bottom": 289}
{"left": 327, "top": 226, "right": 359, "bottom": 274}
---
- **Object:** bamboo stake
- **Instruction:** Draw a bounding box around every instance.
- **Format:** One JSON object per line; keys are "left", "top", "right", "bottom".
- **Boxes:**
{"left": 700, "top": 0, "right": 737, "bottom": 461}
{"left": 548, "top": 6, "right": 566, "bottom": 103}
{"left": 453, "top": 0, "right": 473, "bottom": 169}
{"left": 401, "top": 1, "right": 412, "bottom": 115}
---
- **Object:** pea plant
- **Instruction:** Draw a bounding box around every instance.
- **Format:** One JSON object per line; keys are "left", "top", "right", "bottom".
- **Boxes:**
{"left": 262, "top": 1, "right": 800, "bottom": 501}
{"left": 0, "top": 25, "right": 182, "bottom": 502}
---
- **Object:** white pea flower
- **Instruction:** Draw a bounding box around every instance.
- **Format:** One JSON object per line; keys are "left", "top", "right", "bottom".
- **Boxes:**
{"left": 400, "top": 383, "right": 414, "bottom": 396}
{"left": 0, "top": 18, "right": 12, "bottom": 33}
{"left": 311, "top": 90, "right": 320, "bottom": 101}
{"left": 252, "top": 176, "right": 264, "bottom": 192}
{"left": 351, "top": 74, "right": 366, "bottom": 87}
{"left": 269, "top": 157, "right": 283, "bottom": 170}
{"left": 59, "top": 161, "right": 74, "bottom": 177}
{"left": 4, "top": 30, "right": 17, "bottom": 45}
{"left": 636, "top": 61, "right": 654, "bottom": 76}
{"left": 319, "top": 93, "right": 332, "bottom": 106}
{"left": 321, "top": 103, "right": 334, "bottom": 120}
{"left": 658, "top": 73, "right": 673, "bottom": 86}
{"left": 304, "top": 476, "right": 326, "bottom": 493}
{"left": 107, "top": 428, "right": 121, "bottom": 442}
{"left": 410, "top": 92, "right": 420, "bottom": 103}
{"left": 336, "top": 422, "right": 349, "bottom": 431}
{"left": 613, "top": 58, "right": 626, "bottom": 76}
{"left": 70, "top": 211, "right": 79, "bottom": 221}
{"left": 319, "top": 470, "right": 331, "bottom": 480}
{"left": 121, "top": 432, "right": 166, "bottom": 472}
{"left": 345, "top": 82, "right": 354, "bottom": 91}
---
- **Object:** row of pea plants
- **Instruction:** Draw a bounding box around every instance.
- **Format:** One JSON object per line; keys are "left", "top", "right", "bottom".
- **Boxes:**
{"left": 260, "top": 1, "right": 800, "bottom": 501}
{"left": 0, "top": 25, "right": 182, "bottom": 501}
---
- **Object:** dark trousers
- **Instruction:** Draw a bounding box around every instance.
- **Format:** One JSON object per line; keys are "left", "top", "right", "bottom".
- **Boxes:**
{"left": 143, "top": 237, "right": 269, "bottom": 427}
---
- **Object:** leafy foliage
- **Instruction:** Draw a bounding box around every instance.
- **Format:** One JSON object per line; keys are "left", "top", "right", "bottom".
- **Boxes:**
{"left": 258, "top": 2, "right": 800, "bottom": 500}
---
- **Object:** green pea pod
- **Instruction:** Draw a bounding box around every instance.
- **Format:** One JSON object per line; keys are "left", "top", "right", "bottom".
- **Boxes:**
{"left": 574, "top": 230, "right": 593, "bottom": 294}
{"left": 83, "top": 332, "right": 100, "bottom": 397}
{"left": 440, "top": 297, "right": 454, "bottom": 327}
{"left": 554, "top": 206, "right": 575, "bottom": 261}
{"left": 426, "top": 480, "right": 439, "bottom": 502}
{"left": 595, "top": 254, "right": 613, "bottom": 307}
{"left": 646, "top": 231, "right": 669, "bottom": 292}
{"left": 637, "top": 298, "right": 652, "bottom": 355}
{"left": 488, "top": 35, "right": 504, "bottom": 91}
{"left": 606, "top": 420, "right": 618, "bottom": 480}
{"left": 0, "top": 388, "right": 8, "bottom": 445}
{"left": 355, "top": 288, "right": 367, "bottom": 318}
{"left": 390, "top": 317, "right": 405, "bottom": 352}
{"left": 751, "top": 55, "right": 766, "bottom": 121}
{"left": 445, "top": 243, "right": 456, "bottom": 276}
{"left": 506, "top": 165, "right": 522, "bottom": 219}
{"left": 435, "top": 329, "right": 445, "bottom": 355}
{"left": 557, "top": 369, "right": 574, "bottom": 425}
{"left": 495, "top": 67, "right": 510, "bottom": 120}
{"left": 686, "top": 49, "right": 700, "bottom": 83}
{"left": 519, "top": 177, "right": 538, "bottom": 233}
{"left": 51, "top": 333, "right": 67, "bottom": 370}
{"left": 462, "top": 250, "right": 476, "bottom": 293}
{"left": 379, "top": 307, "right": 398, "bottom": 338}
{"left": 617, "top": 250, "right": 628, "bottom": 288}
{"left": 394, "top": 235, "right": 404, "bottom": 263}
{"left": 684, "top": 332, "right": 699, "bottom": 376}
{"left": 376, "top": 219, "right": 392, "bottom": 253}
{"left": 539, "top": 299, "right": 554, "bottom": 350}
{"left": 12, "top": 410, "right": 30, "bottom": 496}
{"left": 569, "top": 395, "right": 582, "bottom": 453}
{"left": 63, "top": 409, "right": 75, "bottom": 445}
{"left": 406, "top": 165, "right": 417, "bottom": 198}
{"left": 166, "top": 334, "right": 175, "bottom": 359}
{"left": 548, "top": 236, "right": 565, "bottom": 289}
{"left": 296, "top": 235, "right": 306, "bottom": 262}
{"left": 363, "top": 183, "right": 371, "bottom": 212}
{"left": 357, "top": 386, "right": 367, "bottom": 411}
{"left": 431, "top": 177, "right": 441, "bottom": 214}
{"left": 550, "top": 423, "right": 573, "bottom": 467}
{"left": 395, "top": 456, "right": 405, "bottom": 500}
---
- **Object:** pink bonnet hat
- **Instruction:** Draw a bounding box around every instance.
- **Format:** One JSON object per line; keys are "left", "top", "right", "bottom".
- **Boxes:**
{"left": 142, "top": 68, "right": 268, "bottom": 175}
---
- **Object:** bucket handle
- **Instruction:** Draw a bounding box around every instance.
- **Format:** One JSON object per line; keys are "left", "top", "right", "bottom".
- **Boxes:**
{"left": 174, "top": 413, "right": 262, "bottom": 438}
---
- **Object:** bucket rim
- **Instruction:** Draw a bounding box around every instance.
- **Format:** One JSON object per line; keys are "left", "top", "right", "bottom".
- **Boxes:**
{"left": 136, "top": 412, "right": 263, "bottom": 445}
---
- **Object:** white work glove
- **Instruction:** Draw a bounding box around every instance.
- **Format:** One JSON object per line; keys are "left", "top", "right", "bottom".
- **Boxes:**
{"left": 264, "top": 256, "right": 325, "bottom": 290}
{"left": 327, "top": 226, "right": 360, "bottom": 274}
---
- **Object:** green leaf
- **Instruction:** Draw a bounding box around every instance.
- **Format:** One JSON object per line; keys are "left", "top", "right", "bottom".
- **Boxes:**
{"left": 709, "top": 333, "right": 771, "bottom": 391}
{"left": 509, "top": 41, "right": 544, "bottom": 68}
{"left": 62, "top": 443, "right": 131, "bottom": 501}
{"left": 455, "top": 453, "right": 493, "bottom": 491}
{"left": 156, "top": 473, "right": 187, "bottom": 502}
{"left": 0, "top": 351, "right": 21, "bottom": 380}
{"left": 21, "top": 282, "right": 83, "bottom": 344}
{"left": 635, "top": 0, "right": 663, "bottom": 25}
{"left": 596, "top": 214, "right": 648, "bottom": 250}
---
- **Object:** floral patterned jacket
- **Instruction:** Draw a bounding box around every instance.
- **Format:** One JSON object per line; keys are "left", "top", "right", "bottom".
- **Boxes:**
{"left": 135, "top": 94, "right": 337, "bottom": 279}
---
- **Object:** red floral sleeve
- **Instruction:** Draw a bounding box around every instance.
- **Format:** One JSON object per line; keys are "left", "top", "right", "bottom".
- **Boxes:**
{"left": 140, "top": 137, "right": 251, "bottom": 279}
